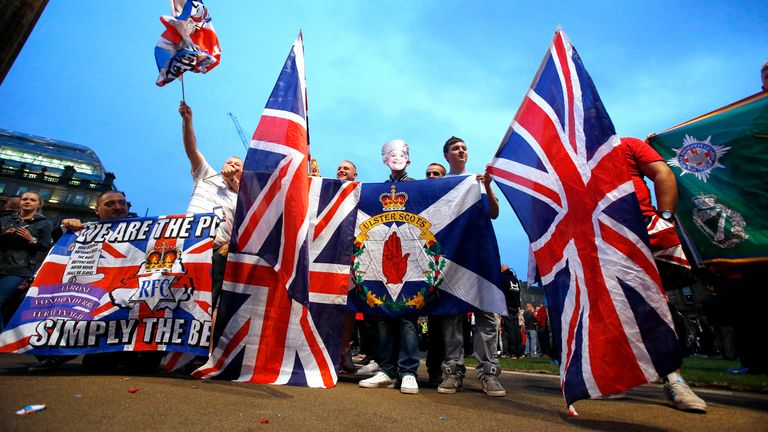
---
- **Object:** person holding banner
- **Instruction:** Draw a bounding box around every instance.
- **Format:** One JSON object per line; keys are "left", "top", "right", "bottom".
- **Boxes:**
{"left": 0, "top": 192, "right": 52, "bottom": 332}
{"left": 359, "top": 139, "right": 420, "bottom": 394}
{"left": 437, "top": 136, "right": 506, "bottom": 397}
{"left": 424, "top": 162, "right": 447, "bottom": 386}
{"left": 335, "top": 159, "right": 362, "bottom": 374}
{"left": 30, "top": 190, "right": 164, "bottom": 372}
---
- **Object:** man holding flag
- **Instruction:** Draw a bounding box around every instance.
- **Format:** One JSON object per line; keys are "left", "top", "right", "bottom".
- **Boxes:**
{"left": 621, "top": 136, "right": 707, "bottom": 412}
{"left": 437, "top": 136, "right": 506, "bottom": 397}
{"left": 646, "top": 64, "right": 768, "bottom": 377}
{"left": 179, "top": 101, "right": 242, "bottom": 314}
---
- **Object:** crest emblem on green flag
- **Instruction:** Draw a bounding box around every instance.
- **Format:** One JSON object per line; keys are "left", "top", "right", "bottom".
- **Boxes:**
{"left": 668, "top": 134, "right": 730, "bottom": 182}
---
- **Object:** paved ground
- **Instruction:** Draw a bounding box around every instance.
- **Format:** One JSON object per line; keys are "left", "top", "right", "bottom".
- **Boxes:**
{"left": 1, "top": 353, "right": 766, "bottom": 431}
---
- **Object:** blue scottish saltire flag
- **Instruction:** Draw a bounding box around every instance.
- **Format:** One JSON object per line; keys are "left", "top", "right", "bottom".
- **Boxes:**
{"left": 0, "top": 214, "right": 218, "bottom": 356}
{"left": 347, "top": 176, "right": 505, "bottom": 317}
{"left": 194, "top": 35, "right": 359, "bottom": 388}
{"left": 155, "top": 0, "right": 221, "bottom": 87}
{"left": 488, "top": 29, "right": 680, "bottom": 405}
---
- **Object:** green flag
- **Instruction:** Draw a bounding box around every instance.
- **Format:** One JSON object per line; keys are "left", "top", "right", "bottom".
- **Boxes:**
{"left": 648, "top": 92, "right": 768, "bottom": 267}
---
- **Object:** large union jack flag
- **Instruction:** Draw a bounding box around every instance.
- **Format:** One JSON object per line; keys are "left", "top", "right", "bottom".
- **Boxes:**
{"left": 193, "top": 34, "right": 360, "bottom": 387}
{"left": 488, "top": 29, "right": 681, "bottom": 405}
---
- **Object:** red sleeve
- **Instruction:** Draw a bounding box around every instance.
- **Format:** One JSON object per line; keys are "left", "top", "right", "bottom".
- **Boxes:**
{"left": 622, "top": 137, "right": 663, "bottom": 166}
{"left": 621, "top": 137, "right": 664, "bottom": 216}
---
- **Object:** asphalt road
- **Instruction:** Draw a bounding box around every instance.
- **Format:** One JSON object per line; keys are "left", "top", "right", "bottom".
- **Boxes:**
{"left": 1, "top": 353, "right": 766, "bottom": 431}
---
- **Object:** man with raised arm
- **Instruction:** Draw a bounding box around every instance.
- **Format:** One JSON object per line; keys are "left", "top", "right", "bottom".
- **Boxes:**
{"left": 179, "top": 102, "right": 242, "bottom": 314}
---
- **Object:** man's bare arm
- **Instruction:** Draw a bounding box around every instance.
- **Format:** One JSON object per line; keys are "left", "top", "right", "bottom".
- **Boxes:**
{"left": 479, "top": 166, "right": 500, "bottom": 220}
{"left": 641, "top": 160, "right": 678, "bottom": 213}
{"left": 179, "top": 101, "right": 205, "bottom": 173}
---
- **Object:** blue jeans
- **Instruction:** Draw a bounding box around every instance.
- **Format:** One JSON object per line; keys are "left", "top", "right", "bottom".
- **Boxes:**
{"left": 378, "top": 317, "right": 420, "bottom": 379}
{"left": 525, "top": 329, "right": 539, "bottom": 356}
{"left": 0, "top": 274, "right": 26, "bottom": 332}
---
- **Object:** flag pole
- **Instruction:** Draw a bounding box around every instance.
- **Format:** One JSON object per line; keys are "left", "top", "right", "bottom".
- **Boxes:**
{"left": 180, "top": 76, "right": 186, "bottom": 103}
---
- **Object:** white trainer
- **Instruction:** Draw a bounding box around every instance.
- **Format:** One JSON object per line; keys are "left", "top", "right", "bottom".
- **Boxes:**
{"left": 664, "top": 378, "right": 707, "bottom": 413}
{"left": 356, "top": 360, "right": 380, "bottom": 376}
{"left": 359, "top": 371, "right": 395, "bottom": 388}
{"left": 400, "top": 374, "right": 419, "bottom": 394}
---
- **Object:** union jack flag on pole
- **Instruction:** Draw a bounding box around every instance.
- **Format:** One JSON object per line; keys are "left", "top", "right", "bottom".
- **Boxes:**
{"left": 488, "top": 28, "right": 681, "bottom": 406}
{"left": 194, "top": 34, "right": 358, "bottom": 387}
{"left": 155, "top": 0, "right": 221, "bottom": 87}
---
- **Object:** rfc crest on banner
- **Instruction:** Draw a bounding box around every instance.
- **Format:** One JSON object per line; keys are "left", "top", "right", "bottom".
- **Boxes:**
{"left": 352, "top": 185, "right": 445, "bottom": 312}
{"left": 128, "top": 243, "right": 192, "bottom": 311}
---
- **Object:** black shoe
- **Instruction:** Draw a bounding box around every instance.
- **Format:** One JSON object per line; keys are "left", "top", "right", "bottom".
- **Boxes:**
{"left": 427, "top": 375, "right": 443, "bottom": 388}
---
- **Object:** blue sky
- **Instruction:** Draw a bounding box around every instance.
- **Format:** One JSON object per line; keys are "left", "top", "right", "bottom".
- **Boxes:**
{"left": 1, "top": 1, "right": 766, "bottom": 277}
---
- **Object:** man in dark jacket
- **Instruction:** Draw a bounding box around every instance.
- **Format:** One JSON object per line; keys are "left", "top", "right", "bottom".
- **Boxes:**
{"left": 500, "top": 266, "right": 522, "bottom": 358}
{"left": 523, "top": 303, "right": 539, "bottom": 356}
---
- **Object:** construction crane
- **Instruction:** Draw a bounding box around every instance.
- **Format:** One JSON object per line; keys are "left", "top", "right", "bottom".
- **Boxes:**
{"left": 227, "top": 112, "right": 249, "bottom": 150}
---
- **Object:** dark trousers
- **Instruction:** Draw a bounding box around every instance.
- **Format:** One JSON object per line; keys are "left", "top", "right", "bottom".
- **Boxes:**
{"left": 211, "top": 247, "right": 227, "bottom": 308}
{"left": 501, "top": 309, "right": 522, "bottom": 356}
{"left": 358, "top": 315, "right": 379, "bottom": 363}
{"left": 426, "top": 316, "right": 444, "bottom": 380}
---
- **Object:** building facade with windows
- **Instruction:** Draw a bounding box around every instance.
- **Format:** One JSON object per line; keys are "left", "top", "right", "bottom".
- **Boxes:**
{"left": 0, "top": 127, "right": 117, "bottom": 224}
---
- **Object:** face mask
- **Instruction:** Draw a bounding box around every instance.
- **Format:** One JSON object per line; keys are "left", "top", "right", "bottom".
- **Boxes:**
{"left": 385, "top": 150, "right": 408, "bottom": 171}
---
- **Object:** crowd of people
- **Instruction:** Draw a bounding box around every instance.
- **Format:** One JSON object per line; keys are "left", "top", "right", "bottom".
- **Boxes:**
{"left": 2, "top": 64, "right": 767, "bottom": 411}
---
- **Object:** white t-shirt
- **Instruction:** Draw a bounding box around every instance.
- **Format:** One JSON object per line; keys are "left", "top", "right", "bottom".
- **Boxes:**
{"left": 446, "top": 171, "right": 487, "bottom": 195}
{"left": 187, "top": 157, "right": 237, "bottom": 248}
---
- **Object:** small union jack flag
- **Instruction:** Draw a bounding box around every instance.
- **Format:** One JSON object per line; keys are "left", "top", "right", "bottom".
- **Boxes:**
{"left": 155, "top": 0, "right": 221, "bottom": 87}
{"left": 194, "top": 34, "right": 360, "bottom": 387}
{"left": 488, "top": 28, "right": 681, "bottom": 405}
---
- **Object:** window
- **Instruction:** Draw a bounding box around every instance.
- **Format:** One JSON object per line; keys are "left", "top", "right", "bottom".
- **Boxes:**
{"left": 0, "top": 148, "right": 98, "bottom": 175}
{"left": 67, "top": 193, "right": 87, "bottom": 206}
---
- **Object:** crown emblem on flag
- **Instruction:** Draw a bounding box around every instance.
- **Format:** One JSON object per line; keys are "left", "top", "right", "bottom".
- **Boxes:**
{"left": 380, "top": 185, "right": 408, "bottom": 211}
{"left": 145, "top": 244, "right": 180, "bottom": 272}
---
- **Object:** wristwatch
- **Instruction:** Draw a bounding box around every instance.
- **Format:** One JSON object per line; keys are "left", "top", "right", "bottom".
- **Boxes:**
{"left": 659, "top": 210, "right": 675, "bottom": 221}
{"left": 29, "top": 237, "right": 38, "bottom": 245}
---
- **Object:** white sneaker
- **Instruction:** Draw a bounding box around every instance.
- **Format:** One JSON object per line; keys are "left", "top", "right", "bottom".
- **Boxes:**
{"left": 664, "top": 377, "right": 707, "bottom": 412}
{"left": 359, "top": 371, "right": 395, "bottom": 388}
{"left": 400, "top": 374, "right": 419, "bottom": 394}
{"left": 356, "top": 360, "right": 380, "bottom": 376}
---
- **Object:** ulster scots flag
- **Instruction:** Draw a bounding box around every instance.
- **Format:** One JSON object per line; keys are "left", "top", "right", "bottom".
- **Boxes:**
{"left": 347, "top": 176, "right": 505, "bottom": 317}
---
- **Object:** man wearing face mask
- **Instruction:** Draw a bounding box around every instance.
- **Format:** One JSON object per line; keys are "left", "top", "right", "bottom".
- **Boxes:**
{"left": 359, "top": 139, "right": 420, "bottom": 395}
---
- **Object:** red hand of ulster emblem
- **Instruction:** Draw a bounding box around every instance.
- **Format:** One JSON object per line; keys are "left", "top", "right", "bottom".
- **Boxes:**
{"left": 382, "top": 231, "right": 409, "bottom": 284}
